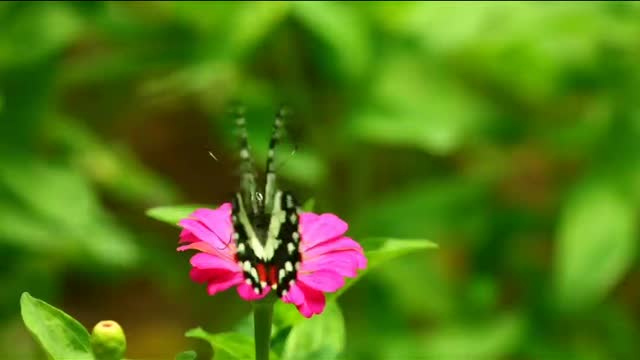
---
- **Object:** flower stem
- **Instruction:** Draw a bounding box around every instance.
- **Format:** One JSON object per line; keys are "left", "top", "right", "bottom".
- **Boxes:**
{"left": 253, "top": 300, "right": 274, "bottom": 360}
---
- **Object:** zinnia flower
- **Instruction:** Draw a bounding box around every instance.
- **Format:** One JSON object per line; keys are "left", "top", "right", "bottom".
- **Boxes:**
{"left": 177, "top": 203, "right": 367, "bottom": 317}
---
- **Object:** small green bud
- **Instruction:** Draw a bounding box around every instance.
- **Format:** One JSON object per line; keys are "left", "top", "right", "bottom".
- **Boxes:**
{"left": 90, "top": 320, "right": 126, "bottom": 360}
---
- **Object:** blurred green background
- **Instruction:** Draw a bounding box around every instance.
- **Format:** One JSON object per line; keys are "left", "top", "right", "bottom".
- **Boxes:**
{"left": 2, "top": 1, "right": 640, "bottom": 359}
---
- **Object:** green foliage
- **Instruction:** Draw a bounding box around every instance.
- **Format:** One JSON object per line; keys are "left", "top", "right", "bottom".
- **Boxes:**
{"left": 331, "top": 238, "right": 437, "bottom": 300}
{"left": 176, "top": 350, "right": 198, "bottom": 360}
{"left": 20, "top": 293, "right": 93, "bottom": 360}
{"left": 421, "top": 313, "right": 525, "bottom": 359}
{"left": 555, "top": 180, "right": 637, "bottom": 311}
{"left": 0, "top": 156, "right": 140, "bottom": 267}
{"left": 146, "top": 205, "right": 211, "bottom": 227}
{"left": 281, "top": 303, "right": 344, "bottom": 360}
{"left": 186, "top": 328, "right": 279, "bottom": 360}
{"left": 4, "top": 1, "right": 640, "bottom": 359}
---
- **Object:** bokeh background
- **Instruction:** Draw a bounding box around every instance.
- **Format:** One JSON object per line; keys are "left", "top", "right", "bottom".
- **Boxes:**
{"left": 2, "top": 1, "right": 640, "bottom": 359}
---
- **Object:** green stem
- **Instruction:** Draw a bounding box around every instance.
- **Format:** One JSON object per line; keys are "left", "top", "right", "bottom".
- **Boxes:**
{"left": 253, "top": 299, "right": 274, "bottom": 360}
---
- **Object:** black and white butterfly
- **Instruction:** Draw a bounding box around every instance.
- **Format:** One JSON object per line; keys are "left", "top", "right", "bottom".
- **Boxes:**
{"left": 230, "top": 106, "right": 301, "bottom": 297}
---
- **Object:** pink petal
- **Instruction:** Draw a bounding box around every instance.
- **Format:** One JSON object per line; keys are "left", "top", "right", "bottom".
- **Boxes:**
{"left": 297, "top": 282, "right": 326, "bottom": 317}
{"left": 236, "top": 283, "right": 270, "bottom": 301}
{"left": 282, "top": 282, "right": 306, "bottom": 305}
{"left": 318, "top": 249, "right": 367, "bottom": 270}
{"left": 206, "top": 272, "right": 244, "bottom": 295}
{"left": 299, "top": 213, "right": 348, "bottom": 248}
{"left": 190, "top": 267, "right": 236, "bottom": 283}
{"left": 282, "top": 281, "right": 327, "bottom": 317}
{"left": 179, "top": 229, "right": 199, "bottom": 244}
{"left": 178, "top": 240, "right": 214, "bottom": 253}
{"left": 298, "top": 270, "right": 344, "bottom": 292}
{"left": 178, "top": 241, "right": 236, "bottom": 263}
{"left": 179, "top": 218, "right": 234, "bottom": 255}
{"left": 300, "top": 252, "right": 361, "bottom": 277}
{"left": 303, "top": 236, "right": 364, "bottom": 258}
{"left": 190, "top": 203, "right": 233, "bottom": 236}
{"left": 297, "top": 303, "right": 314, "bottom": 318}
{"left": 190, "top": 253, "right": 240, "bottom": 273}
{"left": 282, "top": 283, "right": 313, "bottom": 318}
{"left": 298, "top": 213, "right": 320, "bottom": 226}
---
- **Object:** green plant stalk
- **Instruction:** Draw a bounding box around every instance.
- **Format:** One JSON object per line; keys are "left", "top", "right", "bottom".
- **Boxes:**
{"left": 253, "top": 298, "right": 275, "bottom": 360}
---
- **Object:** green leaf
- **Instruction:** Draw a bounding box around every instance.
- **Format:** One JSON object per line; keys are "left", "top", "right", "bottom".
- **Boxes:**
{"left": 0, "top": 158, "right": 98, "bottom": 231}
{"left": 185, "top": 328, "right": 279, "bottom": 360}
{"left": 301, "top": 198, "right": 316, "bottom": 212}
{"left": 272, "top": 238, "right": 437, "bottom": 331}
{"left": 226, "top": 2, "right": 290, "bottom": 58}
{"left": 281, "top": 302, "right": 345, "bottom": 360}
{"left": 20, "top": 292, "right": 93, "bottom": 360}
{"left": 554, "top": 181, "right": 637, "bottom": 310}
{"left": 176, "top": 350, "right": 198, "bottom": 360}
{"left": 0, "top": 2, "right": 81, "bottom": 68}
{"left": 292, "top": 2, "right": 370, "bottom": 81}
{"left": 46, "top": 116, "right": 179, "bottom": 205}
{"left": 420, "top": 313, "right": 525, "bottom": 359}
{"left": 0, "top": 159, "right": 139, "bottom": 268}
{"left": 330, "top": 237, "right": 437, "bottom": 300}
{"left": 349, "top": 56, "right": 491, "bottom": 155}
{"left": 352, "top": 178, "right": 489, "bottom": 240}
{"left": 146, "top": 204, "right": 212, "bottom": 227}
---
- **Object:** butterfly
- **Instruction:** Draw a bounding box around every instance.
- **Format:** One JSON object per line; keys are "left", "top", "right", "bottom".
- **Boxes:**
{"left": 230, "top": 106, "right": 301, "bottom": 297}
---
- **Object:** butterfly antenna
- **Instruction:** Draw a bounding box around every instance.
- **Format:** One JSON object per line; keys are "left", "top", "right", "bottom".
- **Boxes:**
{"left": 265, "top": 106, "right": 288, "bottom": 212}
{"left": 207, "top": 151, "right": 220, "bottom": 162}
{"left": 233, "top": 104, "right": 259, "bottom": 214}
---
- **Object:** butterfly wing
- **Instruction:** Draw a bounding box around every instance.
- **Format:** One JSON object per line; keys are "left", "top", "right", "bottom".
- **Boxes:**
{"left": 265, "top": 190, "right": 301, "bottom": 297}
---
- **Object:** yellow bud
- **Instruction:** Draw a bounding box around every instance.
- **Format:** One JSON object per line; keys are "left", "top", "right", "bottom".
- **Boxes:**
{"left": 90, "top": 320, "right": 126, "bottom": 360}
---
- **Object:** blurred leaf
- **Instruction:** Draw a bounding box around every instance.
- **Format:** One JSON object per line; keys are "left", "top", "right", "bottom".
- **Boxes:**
{"left": 0, "top": 260, "right": 59, "bottom": 320}
{"left": 554, "top": 181, "right": 637, "bottom": 310}
{"left": 171, "top": 2, "right": 240, "bottom": 35}
{"left": 0, "top": 158, "right": 139, "bottom": 267}
{"left": 360, "top": 237, "right": 439, "bottom": 267}
{"left": 292, "top": 2, "right": 369, "bottom": 81}
{"left": 83, "top": 217, "right": 140, "bottom": 268}
{"left": 20, "top": 292, "right": 92, "bottom": 360}
{"left": 271, "top": 301, "right": 304, "bottom": 336}
{"left": 277, "top": 148, "right": 328, "bottom": 188}
{"left": 185, "top": 328, "right": 279, "bottom": 360}
{"left": 403, "top": 3, "right": 613, "bottom": 102}
{"left": 226, "top": 2, "right": 289, "bottom": 59}
{"left": 47, "top": 117, "right": 179, "bottom": 205}
{"left": 281, "top": 302, "right": 345, "bottom": 360}
{"left": 350, "top": 56, "right": 491, "bottom": 154}
{"left": 272, "top": 238, "right": 437, "bottom": 331}
{"left": 0, "top": 201, "right": 68, "bottom": 253}
{"left": 421, "top": 313, "right": 525, "bottom": 359}
{"left": 146, "top": 204, "right": 211, "bottom": 227}
{"left": 0, "top": 2, "right": 81, "bottom": 68}
{"left": 0, "top": 55, "right": 56, "bottom": 150}
{"left": 176, "top": 350, "right": 198, "bottom": 360}
{"left": 0, "top": 158, "right": 97, "bottom": 232}
{"left": 301, "top": 198, "right": 315, "bottom": 212}
{"left": 331, "top": 237, "right": 437, "bottom": 300}
{"left": 377, "top": 253, "right": 455, "bottom": 320}
{"left": 251, "top": 144, "right": 328, "bottom": 188}
{"left": 353, "top": 178, "right": 489, "bottom": 240}
{"left": 140, "top": 60, "right": 237, "bottom": 102}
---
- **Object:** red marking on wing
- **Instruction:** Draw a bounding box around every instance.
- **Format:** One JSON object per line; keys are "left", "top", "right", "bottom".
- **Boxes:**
{"left": 268, "top": 265, "right": 278, "bottom": 286}
{"left": 256, "top": 263, "right": 267, "bottom": 283}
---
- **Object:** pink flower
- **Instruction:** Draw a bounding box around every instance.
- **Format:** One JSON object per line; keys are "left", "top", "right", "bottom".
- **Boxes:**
{"left": 177, "top": 203, "right": 367, "bottom": 317}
